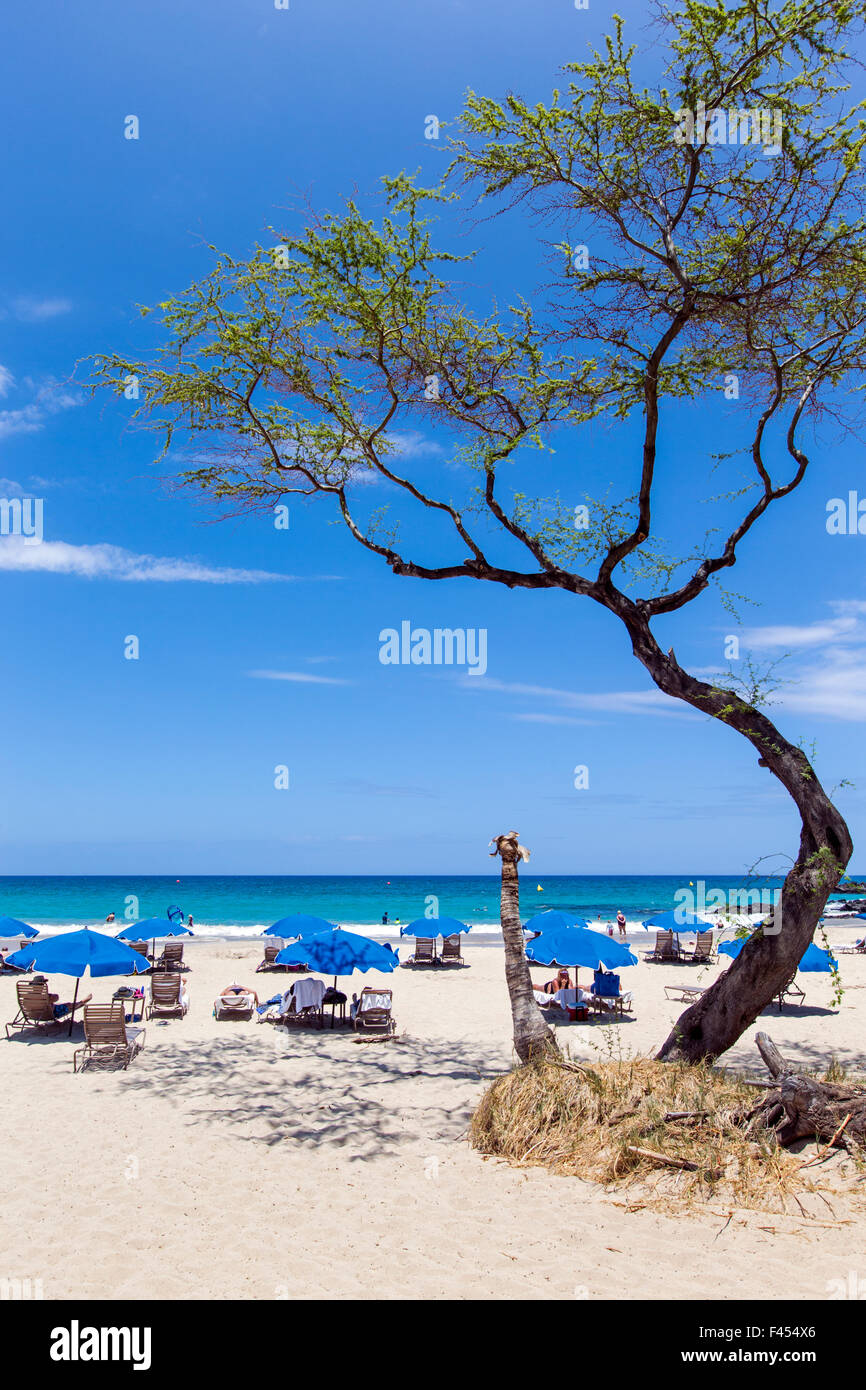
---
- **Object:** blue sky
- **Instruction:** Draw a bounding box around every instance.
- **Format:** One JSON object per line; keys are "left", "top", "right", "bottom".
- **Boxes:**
{"left": 0, "top": 0, "right": 864, "bottom": 876}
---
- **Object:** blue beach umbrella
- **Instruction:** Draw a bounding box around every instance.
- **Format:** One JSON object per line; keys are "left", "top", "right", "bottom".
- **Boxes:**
{"left": 400, "top": 917, "right": 471, "bottom": 937}
{"left": 262, "top": 914, "right": 337, "bottom": 939}
{"left": 718, "top": 936, "right": 837, "bottom": 972}
{"left": 525, "top": 924, "right": 637, "bottom": 988}
{"left": 0, "top": 916, "right": 38, "bottom": 939}
{"left": 116, "top": 919, "right": 193, "bottom": 941}
{"left": 642, "top": 910, "right": 716, "bottom": 934}
{"left": 276, "top": 928, "right": 399, "bottom": 988}
{"left": 5, "top": 928, "right": 151, "bottom": 1035}
{"left": 522, "top": 910, "right": 591, "bottom": 934}
{"left": 116, "top": 918, "right": 193, "bottom": 963}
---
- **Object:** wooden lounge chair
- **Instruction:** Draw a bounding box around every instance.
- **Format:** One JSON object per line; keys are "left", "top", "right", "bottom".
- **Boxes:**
{"left": 643, "top": 929, "right": 679, "bottom": 963}
{"left": 775, "top": 973, "right": 806, "bottom": 1011}
{"left": 353, "top": 987, "right": 396, "bottom": 1035}
{"left": 439, "top": 934, "right": 465, "bottom": 966}
{"left": 404, "top": 937, "right": 437, "bottom": 966}
{"left": 279, "top": 978, "right": 326, "bottom": 1034}
{"left": 128, "top": 941, "right": 151, "bottom": 972}
{"left": 73, "top": 1002, "right": 145, "bottom": 1072}
{"left": 147, "top": 973, "right": 188, "bottom": 1020}
{"left": 214, "top": 988, "right": 256, "bottom": 1020}
{"left": 6, "top": 978, "right": 92, "bottom": 1038}
{"left": 154, "top": 940, "right": 187, "bottom": 972}
{"left": 687, "top": 930, "right": 715, "bottom": 964}
{"left": 256, "top": 944, "right": 283, "bottom": 973}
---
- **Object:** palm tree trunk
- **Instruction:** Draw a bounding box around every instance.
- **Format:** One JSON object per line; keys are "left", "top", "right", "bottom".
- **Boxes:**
{"left": 491, "top": 833, "right": 560, "bottom": 1064}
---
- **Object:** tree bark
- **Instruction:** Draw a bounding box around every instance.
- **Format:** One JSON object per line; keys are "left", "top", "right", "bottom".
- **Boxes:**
{"left": 490, "top": 832, "right": 560, "bottom": 1064}
{"left": 602, "top": 595, "right": 853, "bottom": 1063}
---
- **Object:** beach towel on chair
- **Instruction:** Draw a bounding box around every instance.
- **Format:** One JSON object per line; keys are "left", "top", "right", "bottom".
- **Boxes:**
{"left": 292, "top": 977, "right": 325, "bottom": 1011}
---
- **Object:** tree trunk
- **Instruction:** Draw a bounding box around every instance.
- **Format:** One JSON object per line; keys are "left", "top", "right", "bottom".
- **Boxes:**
{"left": 491, "top": 832, "right": 560, "bottom": 1064}
{"left": 744, "top": 1033, "right": 866, "bottom": 1150}
{"left": 604, "top": 595, "right": 853, "bottom": 1063}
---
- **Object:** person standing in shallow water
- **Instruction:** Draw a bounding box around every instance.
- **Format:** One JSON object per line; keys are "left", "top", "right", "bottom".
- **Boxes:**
{"left": 616, "top": 910, "right": 627, "bottom": 938}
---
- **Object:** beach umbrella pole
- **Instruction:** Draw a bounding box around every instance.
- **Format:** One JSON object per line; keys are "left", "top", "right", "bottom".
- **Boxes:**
{"left": 68, "top": 977, "right": 80, "bottom": 1037}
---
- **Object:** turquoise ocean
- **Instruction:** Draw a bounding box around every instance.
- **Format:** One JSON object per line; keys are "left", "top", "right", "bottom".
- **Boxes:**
{"left": 0, "top": 874, "right": 861, "bottom": 939}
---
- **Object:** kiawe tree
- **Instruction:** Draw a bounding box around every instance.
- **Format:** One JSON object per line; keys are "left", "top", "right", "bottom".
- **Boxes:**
{"left": 92, "top": 0, "right": 866, "bottom": 1063}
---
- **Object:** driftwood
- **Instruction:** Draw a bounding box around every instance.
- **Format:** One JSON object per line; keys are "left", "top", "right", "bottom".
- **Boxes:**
{"left": 744, "top": 1032, "right": 866, "bottom": 1152}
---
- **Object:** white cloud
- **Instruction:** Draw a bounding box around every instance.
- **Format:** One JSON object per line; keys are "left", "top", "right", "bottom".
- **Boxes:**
{"left": 462, "top": 676, "right": 694, "bottom": 718}
{"left": 777, "top": 650, "right": 866, "bottom": 722}
{"left": 248, "top": 669, "right": 351, "bottom": 685}
{"left": 0, "top": 404, "right": 43, "bottom": 439}
{"left": 738, "top": 617, "right": 859, "bottom": 649}
{"left": 0, "top": 537, "right": 328, "bottom": 584}
{"left": 13, "top": 297, "right": 73, "bottom": 322}
{"left": 0, "top": 365, "right": 14, "bottom": 397}
{"left": 386, "top": 430, "right": 447, "bottom": 460}
{"left": 0, "top": 379, "right": 81, "bottom": 439}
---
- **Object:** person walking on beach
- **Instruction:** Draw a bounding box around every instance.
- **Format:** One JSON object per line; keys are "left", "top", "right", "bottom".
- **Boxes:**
{"left": 616, "top": 910, "right": 627, "bottom": 938}
{"left": 187, "top": 915, "right": 194, "bottom": 931}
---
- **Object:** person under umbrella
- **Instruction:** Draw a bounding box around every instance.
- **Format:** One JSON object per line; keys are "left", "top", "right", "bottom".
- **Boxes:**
{"left": 5, "top": 928, "right": 152, "bottom": 1036}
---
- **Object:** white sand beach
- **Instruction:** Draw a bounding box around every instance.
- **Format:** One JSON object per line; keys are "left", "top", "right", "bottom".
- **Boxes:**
{"left": 1, "top": 928, "right": 863, "bottom": 1301}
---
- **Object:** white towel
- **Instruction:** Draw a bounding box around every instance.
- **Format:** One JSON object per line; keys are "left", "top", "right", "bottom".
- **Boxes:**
{"left": 359, "top": 991, "right": 390, "bottom": 1013}
{"left": 292, "top": 977, "right": 325, "bottom": 1011}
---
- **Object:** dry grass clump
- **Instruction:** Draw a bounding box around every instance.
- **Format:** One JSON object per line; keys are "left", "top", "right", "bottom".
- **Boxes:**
{"left": 469, "top": 1056, "right": 831, "bottom": 1213}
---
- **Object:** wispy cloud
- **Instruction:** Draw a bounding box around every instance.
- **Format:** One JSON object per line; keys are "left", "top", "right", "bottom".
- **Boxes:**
{"left": 0, "top": 365, "right": 14, "bottom": 397}
{"left": 462, "top": 675, "right": 693, "bottom": 718}
{"left": 248, "top": 669, "right": 351, "bottom": 685}
{"left": 512, "top": 712, "right": 601, "bottom": 727}
{"left": 0, "top": 379, "right": 81, "bottom": 439}
{"left": 0, "top": 537, "right": 331, "bottom": 584}
{"left": 13, "top": 296, "right": 73, "bottom": 322}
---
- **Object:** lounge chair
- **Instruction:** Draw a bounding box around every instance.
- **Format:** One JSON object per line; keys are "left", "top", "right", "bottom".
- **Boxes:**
{"left": 686, "top": 930, "right": 715, "bottom": 964}
{"left": 664, "top": 983, "right": 706, "bottom": 1003}
{"left": 643, "top": 929, "right": 679, "bottom": 962}
{"left": 214, "top": 987, "right": 256, "bottom": 1020}
{"left": 837, "top": 938, "right": 866, "bottom": 955}
{"left": 5, "top": 978, "right": 92, "bottom": 1038}
{"left": 353, "top": 987, "right": 396, "bottom": 1035}
{"left": 280, "top": 976, "right": 325, "bottom": 1028}
{"left": 154, "top": 940, "right": 187, "bottom": 972}
{"left": 775, "top": 972, "right": 805, "bottom": 1010}
{"left": 439, "top": 934, "right": 465, "bottom": 966}
{"left": 73, "top": 1002, "right": 145, "bottom": 1072}
{"left": 147, "top": 973, "right": 189, "bottom": 1020}
{"left": 403, "top": 937, "right": 437, "bottom": 966}
{"left": 127, "top": 942, "right": 151, "bottom": 973}
{"left": 256, "top": 944, "right": 283, "bottom": 973}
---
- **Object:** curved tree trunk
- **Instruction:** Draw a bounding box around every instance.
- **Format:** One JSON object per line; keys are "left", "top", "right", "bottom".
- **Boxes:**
{"left": 606, "top": 597, "right": 853, "bottom": 1062}
{"left": 491, "top": 832, "right": 560, "bottom": 1064}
